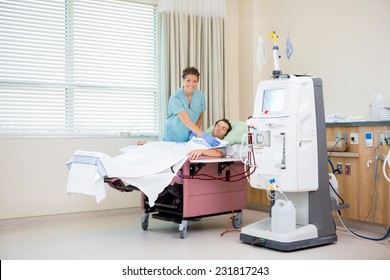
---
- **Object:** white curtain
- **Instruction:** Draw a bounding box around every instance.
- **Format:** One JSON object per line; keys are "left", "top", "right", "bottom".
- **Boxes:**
{"left": 158, "top": 0, "right": 226, "bottom": 130}
{"left": 158, "top": 0, "right": 226, "bottom": 17}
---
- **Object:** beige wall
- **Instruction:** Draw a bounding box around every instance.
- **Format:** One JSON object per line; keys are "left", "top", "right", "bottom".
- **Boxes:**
{"left": 0, "top": 138, "right": 141, "bottom": 219}
{"left": 2, "top": 0, "right": 390, "bottom": 220}
{"left": 230, "top": 0, "right": 390, "bottom": 120}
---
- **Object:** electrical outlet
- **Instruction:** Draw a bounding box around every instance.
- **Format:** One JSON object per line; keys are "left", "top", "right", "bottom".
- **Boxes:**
{"left": 350, "top": 133, "right": 359, "bottom": 144}
{"left": 342, "top": 133, "right": 348, "bottom": 144}
{"left": 336, "top": 163, "right": 342, "bottom": 174}
{"left": 386, "top": 130, "right": 390, "bottom": 146}
{"left": 335, "top": 133, "right": 340, "bottom": 141}
{"left": 378, "top": 133, "right": 384, "bottom": 145}
{"left": 345, "top": 163, "right": 351, "bottom": 175}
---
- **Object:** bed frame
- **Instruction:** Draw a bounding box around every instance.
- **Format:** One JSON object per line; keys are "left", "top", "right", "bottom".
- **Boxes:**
{"left": 105, "top": 157, "right": 247, "bottom": 238}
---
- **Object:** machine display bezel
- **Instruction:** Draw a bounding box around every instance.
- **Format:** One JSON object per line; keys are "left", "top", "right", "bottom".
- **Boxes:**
{"left": 261, "top": 88, "right": 285, "bottom": 113}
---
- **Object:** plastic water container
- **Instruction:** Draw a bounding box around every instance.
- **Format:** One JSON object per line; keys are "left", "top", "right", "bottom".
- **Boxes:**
{"left": 369, "top": 93, "right": 385, "bottom": 121}
{"left": 271, "top": 199, "right": 296, "bottom": 233}
{"left": 329, "top": 173, "right": 339, "bottom": 205}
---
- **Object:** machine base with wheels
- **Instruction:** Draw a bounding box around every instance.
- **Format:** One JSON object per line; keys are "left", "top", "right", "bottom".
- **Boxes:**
{"left": 239, "top": 218, "right": 337, "bottom": 251}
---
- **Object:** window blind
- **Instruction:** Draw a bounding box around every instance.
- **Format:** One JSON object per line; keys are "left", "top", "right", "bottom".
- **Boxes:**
{"left": 0, "top": 0, "right": 158, "bottom": 137}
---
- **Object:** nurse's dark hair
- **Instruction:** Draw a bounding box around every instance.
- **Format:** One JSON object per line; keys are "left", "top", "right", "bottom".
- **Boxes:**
{"left": 215, "top": 118, "right": 233, "bottom": 135}
{"left": 182, "top": 67, "right": 200, "bottom": 80}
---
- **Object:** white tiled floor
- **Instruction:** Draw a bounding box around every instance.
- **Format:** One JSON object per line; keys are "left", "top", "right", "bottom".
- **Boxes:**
{"left": 0, "top": 208, "right": 389, "bottom": 260}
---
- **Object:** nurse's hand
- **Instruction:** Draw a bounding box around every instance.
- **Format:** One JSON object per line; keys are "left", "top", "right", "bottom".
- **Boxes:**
{"left": 201, "top": 133, "right": 220, "bottom": 147}
{"left": 188, "top": 131, "right": 196, "bottom": 140}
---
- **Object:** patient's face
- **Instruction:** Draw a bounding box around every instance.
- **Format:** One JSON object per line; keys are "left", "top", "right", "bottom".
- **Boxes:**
{"left": 212, "top": 121, "right": 229, "bottom": 139}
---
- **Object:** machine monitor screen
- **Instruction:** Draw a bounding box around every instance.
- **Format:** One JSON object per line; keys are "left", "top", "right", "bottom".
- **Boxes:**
{"left": 262, "top": 88, "right": 285, "bottom": 113}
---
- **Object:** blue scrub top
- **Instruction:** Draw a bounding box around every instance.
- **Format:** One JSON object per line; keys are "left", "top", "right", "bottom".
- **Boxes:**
{"left": 163, "top": 88, "right": 206, "bottom": 142}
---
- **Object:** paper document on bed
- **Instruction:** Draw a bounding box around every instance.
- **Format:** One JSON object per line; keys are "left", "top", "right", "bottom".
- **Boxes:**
{"left": 66, "top": 139, "right": 223, "bottom": 206}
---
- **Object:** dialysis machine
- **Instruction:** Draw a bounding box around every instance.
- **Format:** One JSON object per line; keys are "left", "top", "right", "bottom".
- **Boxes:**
{"left": 240, "top": 74, "right": 337, "bottom": 251}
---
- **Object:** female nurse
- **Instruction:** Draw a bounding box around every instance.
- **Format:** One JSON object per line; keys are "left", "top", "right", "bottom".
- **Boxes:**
{"left": 163, "top": 67, "right": 220, "bottom": 147}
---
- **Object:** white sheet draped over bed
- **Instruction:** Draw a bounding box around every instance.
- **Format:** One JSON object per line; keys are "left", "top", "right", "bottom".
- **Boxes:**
{"left": 66, "top": 139, "right": 228, "bottom": 206}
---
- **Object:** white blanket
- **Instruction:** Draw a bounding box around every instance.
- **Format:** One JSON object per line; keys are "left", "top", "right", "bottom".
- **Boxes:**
{"left": 66, "top": 139, "right": 228, "bottom": 206}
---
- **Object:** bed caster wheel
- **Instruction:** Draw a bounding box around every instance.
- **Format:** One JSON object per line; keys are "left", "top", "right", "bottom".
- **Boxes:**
{"left": 179, "top": 229, "right": 187, "bottom": 239}
{"left": 179, "top": 220, "right": 188, "bottom": 239}
{"left": 141, "top": 213, "right": 149, "bottom": 230}
{"left": 232, "top": 211, "right": 243, "bottom": 229}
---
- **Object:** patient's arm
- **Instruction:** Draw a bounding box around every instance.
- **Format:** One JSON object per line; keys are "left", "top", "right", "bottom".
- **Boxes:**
{"left": 187, "top": 148, "right": 223, "bottom": 160}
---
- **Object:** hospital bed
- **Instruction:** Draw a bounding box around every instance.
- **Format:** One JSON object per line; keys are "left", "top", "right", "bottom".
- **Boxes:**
{"left": 66, "top": 121, "right": 249, "bottom": 238}
{"left": 105, "top": 156, "right": 247, "bottom": 239}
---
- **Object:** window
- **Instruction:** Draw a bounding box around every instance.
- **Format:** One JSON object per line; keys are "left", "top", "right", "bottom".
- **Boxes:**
{"left": 0, "top": 0, "right": 158, "bottom": 137}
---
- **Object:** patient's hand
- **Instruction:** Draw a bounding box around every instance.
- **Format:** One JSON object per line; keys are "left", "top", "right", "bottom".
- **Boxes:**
{"left": 187, "top": 149, "right": 205, "bottom": 160}
{"left": 137, "top": 140, "right": 147, "bottom": 145}
{"left": 188, "top": 148, "right": 224, "bottom": 159}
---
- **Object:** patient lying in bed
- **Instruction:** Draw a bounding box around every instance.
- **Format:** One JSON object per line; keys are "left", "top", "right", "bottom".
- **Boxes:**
{"left": 137, "top": 119, "right": 233, "bottom": 160}
{"left": 187, "top": 118, "right": 231, "bottom": 160}
{"left": 66, "top": 120, "right": 247, "bottom": 206}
